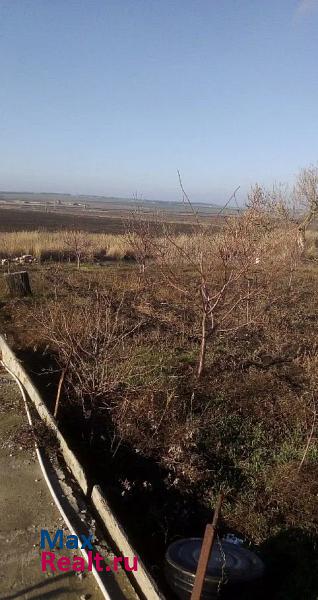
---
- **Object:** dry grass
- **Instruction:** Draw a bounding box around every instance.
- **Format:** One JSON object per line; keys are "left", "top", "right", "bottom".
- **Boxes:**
{"left": 0, "top": 229, "right": 204, "bottom": 262}
{"left": 2, "top": 226, "right": 318, "bottom": 262}
{"left": 0, "top": 230, "right": 133, "bottom": 260}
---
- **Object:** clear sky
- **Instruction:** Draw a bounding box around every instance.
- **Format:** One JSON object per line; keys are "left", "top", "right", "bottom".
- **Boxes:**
{"left": 0, "top": 0, "right": 317, "bottom": 203}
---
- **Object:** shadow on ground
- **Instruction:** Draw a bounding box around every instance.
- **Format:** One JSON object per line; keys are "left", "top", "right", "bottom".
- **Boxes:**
{"left": 1, "top": 572, "right": 72, "bottom": 600}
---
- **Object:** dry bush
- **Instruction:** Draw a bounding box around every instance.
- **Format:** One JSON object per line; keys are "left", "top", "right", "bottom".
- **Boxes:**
{"left": 30, "top": 292, "right": 143, "bottom": 408}
{"left": 295, "top": 164, "right": 318, "bottom": 251}
{"left": 303, "top": 230, "right": 318, "bottom": 260}
{"left": 62, "top": 230, "right": 91, "bottom": 269}
{"left": 143, "top": 183, "right": 300, "bottom": 377}
{"left": 125, "top": 208, "right": 160, "bottom": 273}
{"left": 27, "top": 286, "right": 197, "bottom": 457}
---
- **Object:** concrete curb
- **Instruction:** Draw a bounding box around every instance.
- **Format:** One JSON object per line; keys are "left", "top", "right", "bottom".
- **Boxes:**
{"left": 0, "top": 334, "right": 88, "bottom": 495}
{"left": 0, "top": 334, "right": 165, "bottom": 600}
{"left": 92, "top": 485, "right": 164, "bottom": 600}
{"left": 1, "top": 357, "right": 112, "bottom": 600}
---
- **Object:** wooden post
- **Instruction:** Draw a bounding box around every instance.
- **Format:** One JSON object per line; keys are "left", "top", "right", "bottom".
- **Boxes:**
{"left": 190, "top": 493, "right": 224, "bottom": 600}
{"left": 4, "top": 271, "right": 32, "bottom": 297}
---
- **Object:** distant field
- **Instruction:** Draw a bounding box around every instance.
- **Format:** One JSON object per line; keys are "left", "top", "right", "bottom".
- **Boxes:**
{"left": 0, "top": 206, "right": 128, "bottom": 233}
{"left": 0, "top": 206, "right": 202, "bottom": 234}
{"left": 0, "top": 198, "right": 231, "bottom": 239}
{"left": 0, "top": 190, "right": 229, "bottom": 215}
{"left": 0, "top": 192, "right": 234, "bottom": 233}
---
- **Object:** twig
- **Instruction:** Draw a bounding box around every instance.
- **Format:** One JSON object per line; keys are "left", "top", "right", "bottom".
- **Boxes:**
{"left": 53, "top": 354, "right": 72, "bottom": 419}
{"left": 298, "top": 398, "right": 317, "bottom": 472}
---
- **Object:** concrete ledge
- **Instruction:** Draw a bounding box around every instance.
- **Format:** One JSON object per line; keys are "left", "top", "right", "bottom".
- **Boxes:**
{"left": 0, "top": 334, "right": 88, "bottom": 495}
{"left": 92, "top": 485, "right": 164, "bottom": 600}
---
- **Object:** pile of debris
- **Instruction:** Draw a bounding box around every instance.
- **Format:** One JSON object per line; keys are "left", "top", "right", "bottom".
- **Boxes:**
{"left": 1, "top": 255, "right": 37, "bottom": 267}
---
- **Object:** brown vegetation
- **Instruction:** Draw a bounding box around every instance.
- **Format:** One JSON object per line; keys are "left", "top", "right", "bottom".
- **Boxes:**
{"left": 1, "top": 171, "right": 318, "bottom": 599}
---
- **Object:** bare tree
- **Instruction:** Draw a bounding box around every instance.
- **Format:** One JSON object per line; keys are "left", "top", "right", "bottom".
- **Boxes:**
{"left": 125, "top": 207, "right": 158, "bottom": 275}
{"left": 149, "top": 179, "right": 300, "bottom": 378}
{"left": 62, "top": 230, "right": 91, "bottom": 269}
{"left": 295, "top": 165, "right": 318, "bottom": 251}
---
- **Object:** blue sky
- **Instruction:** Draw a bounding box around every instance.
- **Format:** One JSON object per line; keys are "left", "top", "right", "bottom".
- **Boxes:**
{"left": 0, "top": 0, "right": 317, "bottom": 203}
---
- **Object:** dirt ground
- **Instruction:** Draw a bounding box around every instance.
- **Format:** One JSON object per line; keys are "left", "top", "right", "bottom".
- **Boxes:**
{"left": 0, "top": 370, "right": 104, "bottom": 600}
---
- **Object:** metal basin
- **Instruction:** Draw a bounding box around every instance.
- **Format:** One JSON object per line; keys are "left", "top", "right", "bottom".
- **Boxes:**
{"left": 165, "top": 537, "right": 264, "bottom": 599}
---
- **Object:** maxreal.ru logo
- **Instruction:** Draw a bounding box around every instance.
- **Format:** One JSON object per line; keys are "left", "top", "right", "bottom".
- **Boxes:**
{"left": 40, "top": 529, "right": 138, "bottom": 573}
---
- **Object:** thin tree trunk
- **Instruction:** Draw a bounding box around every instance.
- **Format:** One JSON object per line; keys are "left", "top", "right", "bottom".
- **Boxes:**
{"left": 53, "top": 354, "right": 72, "bottom": 419}
{"left": 246, "top": 278, "right": 251, "bottom": 324}
{"left": 53, "top": 367, "right": 67, "bottom": 419}
{"left": 197, "top": 310, "right": 207, "bottom": 378}
{"left": 298, "top": 406, "right": 316, "bottom": 472}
